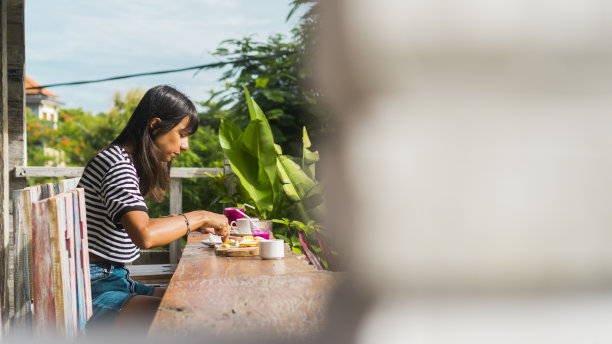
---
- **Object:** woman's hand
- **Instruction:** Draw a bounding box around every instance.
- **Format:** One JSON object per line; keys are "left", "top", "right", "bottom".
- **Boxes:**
{"left": 122, "top": 210, "right": 231, "bottom": 248}
{"left": 196, "top": 212, "right": 231, "bottom": 241}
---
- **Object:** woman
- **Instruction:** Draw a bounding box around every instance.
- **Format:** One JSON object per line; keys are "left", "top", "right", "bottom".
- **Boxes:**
{"left": 78, "top": 85, "right": 230, "bottom": 331}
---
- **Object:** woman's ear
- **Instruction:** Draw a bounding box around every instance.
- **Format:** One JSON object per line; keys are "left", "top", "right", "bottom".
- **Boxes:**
{"left": 149, "top": 117, "right": 162, "bottom": 132}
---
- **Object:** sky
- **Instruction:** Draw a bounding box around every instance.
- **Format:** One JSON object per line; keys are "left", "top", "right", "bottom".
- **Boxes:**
{"left": 25, "top": 0, "right": 303, "bottom": 114}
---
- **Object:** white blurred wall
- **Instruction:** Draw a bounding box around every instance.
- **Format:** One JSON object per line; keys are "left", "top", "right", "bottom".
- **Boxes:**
{"left": 317, "top": 1, "right": 612, "bottom": 342}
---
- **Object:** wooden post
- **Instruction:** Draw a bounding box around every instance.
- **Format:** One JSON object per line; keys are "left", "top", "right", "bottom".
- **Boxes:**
{"left": 1, "top": 0, "right": 9, "bottom": 331}
{"left": 169, "top": 178, "right": 182, "bottom": 264}
{"left": 1, "top": 0, "right": 25, "bottom": 330}
{"left": 7, "top": 0, "right": 25, "bottom": 190}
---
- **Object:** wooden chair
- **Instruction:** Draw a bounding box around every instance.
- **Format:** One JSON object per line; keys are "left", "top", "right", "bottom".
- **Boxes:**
{"left": 9, "top": 178, "right": 91, "bottom": 338}
{"left": 8, "top": 177, "right": 175, "bottom": 337}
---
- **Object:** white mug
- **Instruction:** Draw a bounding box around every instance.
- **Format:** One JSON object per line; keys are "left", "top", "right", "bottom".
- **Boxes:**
{"left": 259, "top": 239, "right": 284, "bottom": 259}
{"left": 235, "top": 217, "right": 259, "bottom": 234}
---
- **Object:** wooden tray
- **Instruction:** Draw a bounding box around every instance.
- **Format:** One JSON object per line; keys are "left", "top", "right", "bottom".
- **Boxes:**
{"left": 215, "top": 245, "right": 259, "bottom": 257}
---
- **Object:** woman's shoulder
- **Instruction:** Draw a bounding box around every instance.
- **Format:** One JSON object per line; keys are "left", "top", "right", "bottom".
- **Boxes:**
{"left": 93, "top": 145, "right": 132, "bottom": 164}
{"left": 85, "top": 145, "right": 133, "bottom": 173}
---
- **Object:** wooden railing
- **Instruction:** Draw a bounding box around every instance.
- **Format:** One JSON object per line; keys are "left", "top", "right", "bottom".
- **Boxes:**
{"left": 14, "top": 165, "right": 231, "bottom": 264}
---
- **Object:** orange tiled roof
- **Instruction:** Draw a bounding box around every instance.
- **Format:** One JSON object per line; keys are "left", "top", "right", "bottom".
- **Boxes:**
{"left": 25, "top": 75, "right": 58, "bottom": 98}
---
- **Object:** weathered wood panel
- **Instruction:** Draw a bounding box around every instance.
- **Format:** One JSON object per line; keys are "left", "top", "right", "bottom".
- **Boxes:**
{"left": 48, "top": 195, "right": 75, "bottom": 338}
{"left": 71, "top": 190, "right": 87, "bottom": 330}
{"left": 57, "top": 177, "right": 80, "bottom": 193}
{"left": 11, "top": 188, "right": 32, "bottom": 331}
{"left": 31, "top": 199, "right": 55, "bottom": 336}
{"left": 75, "top": 188, "right": 92, "bottom": 321}
{"left": 63, "top": 194, "right": 78, "bottom": 335}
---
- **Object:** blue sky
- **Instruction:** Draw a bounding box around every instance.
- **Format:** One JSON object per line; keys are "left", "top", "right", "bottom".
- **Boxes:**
{"left": 25, "top": 0, "right": 302, "bottom": 114}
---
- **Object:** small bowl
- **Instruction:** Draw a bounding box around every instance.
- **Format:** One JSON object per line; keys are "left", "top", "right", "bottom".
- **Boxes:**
{"left": 259, "top": 239, "right": 284, "bottom": 259}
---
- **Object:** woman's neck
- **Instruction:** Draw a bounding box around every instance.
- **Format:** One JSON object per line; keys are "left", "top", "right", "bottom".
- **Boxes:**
{"left": 120, "top": 144, "right": 134, "bottom": 153}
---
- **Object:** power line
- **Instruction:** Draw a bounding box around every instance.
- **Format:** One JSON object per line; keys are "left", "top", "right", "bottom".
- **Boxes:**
{"left": 26, "top": 51, "right": 299, "bottom": 90}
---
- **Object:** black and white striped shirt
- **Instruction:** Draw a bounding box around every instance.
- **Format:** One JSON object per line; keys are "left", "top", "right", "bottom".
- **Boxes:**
{"left": 77, "top": 145, "right": 148, "bottom": 263}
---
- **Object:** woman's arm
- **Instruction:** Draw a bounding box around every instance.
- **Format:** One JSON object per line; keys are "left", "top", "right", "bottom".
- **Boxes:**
{"left": 121, "top": 210, "right": 230, "bottom": 249}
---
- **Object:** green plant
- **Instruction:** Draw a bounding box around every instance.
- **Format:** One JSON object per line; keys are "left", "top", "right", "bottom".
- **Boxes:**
{"left": 220, "top": 88, "right": 337, "bottom": 270}
{"left": 272, "top": 218, "right": 336, "bottom": 270}
{"left": 219, "top": 87, "right": 283, "bottom": 220}
{"left": 271, "top": 218, "right": 304, "bottom": 254}
{"left": 219, "top": 87, "right": 325, "bottom": 222}
{"left": 275, "top": 126, "right": 325, "bottom": 223}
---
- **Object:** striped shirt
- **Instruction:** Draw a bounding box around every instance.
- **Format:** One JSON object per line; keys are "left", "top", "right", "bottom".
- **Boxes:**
{"left": 77, "top": 145, "right": 148, "bottom": 262}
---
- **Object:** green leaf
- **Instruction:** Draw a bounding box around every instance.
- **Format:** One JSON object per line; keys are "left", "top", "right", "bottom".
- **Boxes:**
{"left": 244, "top": 87, "right": 267, "bottom": 122}
{"left": 290, "top": 234, "right": 300, "bottom": 246}
{"left": 219, "top": 89, "right": 282, "bottom": 219}
{"left": 261, "top": 89, "right": 285, "bottom": 103}
{"left": 277, "top": 153, "right": 316, "bottom": 202}
{"left": 255, "top": 77, "right": 269, "bottom": 88}
{"left": 274, "top": 233, "right": 290, "bottom": 243}
{"left": 271, "top": 218, "right": 290, "bottom": 225}
{"left": 302, "top": 127, "right": 319, "bottom": 178}
{"left": 291, "top": 247, "right": 303, "bottom": 254}
{"left": 219, "top": 119, "right": 275, "bottom": 218}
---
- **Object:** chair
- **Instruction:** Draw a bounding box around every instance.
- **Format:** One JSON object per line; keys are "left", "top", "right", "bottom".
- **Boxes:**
{"left": 10, "top": 178, "right": 91, "bottom": 338}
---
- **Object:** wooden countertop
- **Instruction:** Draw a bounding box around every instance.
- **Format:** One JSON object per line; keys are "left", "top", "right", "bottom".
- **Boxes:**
{"left": 147, "top": 232, "right": 340, "bottom": 340}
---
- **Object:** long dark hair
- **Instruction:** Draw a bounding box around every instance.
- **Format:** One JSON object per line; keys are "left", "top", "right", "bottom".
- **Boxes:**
{"left": 112, "top": 85, "right": 198, "bottom": 201}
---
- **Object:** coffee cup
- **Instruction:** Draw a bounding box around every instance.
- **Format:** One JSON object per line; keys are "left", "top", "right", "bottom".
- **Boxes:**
{"left": 236, "top": 217, "right": 259, "bottom": 234}
{"left": 259, "top": 239, "right": 284, "bottom": 259}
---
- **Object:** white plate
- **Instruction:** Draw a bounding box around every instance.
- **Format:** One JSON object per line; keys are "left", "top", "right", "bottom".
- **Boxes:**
{"left": 200, "top": 239, "right": 221, "bottom": 247}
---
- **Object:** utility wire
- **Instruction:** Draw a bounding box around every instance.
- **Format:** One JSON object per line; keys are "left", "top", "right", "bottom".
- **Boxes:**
{"left": 26, "top": 51, "right": 299, "bottom": 90}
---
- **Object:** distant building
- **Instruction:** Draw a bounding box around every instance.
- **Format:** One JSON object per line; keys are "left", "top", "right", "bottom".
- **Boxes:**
{"left": 25, "top": 76, "right": 66, "bottom": 166}
{"left": 25, "top": 75, "right": 63, "bottom": 128}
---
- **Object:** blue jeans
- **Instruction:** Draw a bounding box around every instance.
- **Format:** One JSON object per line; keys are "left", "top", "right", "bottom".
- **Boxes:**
{"left": 87, "top": 261, "right": 155, "bottom": 327}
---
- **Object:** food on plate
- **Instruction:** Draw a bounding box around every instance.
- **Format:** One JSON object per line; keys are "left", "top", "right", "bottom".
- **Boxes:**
{"left": 238, "top": 235, "right": 259, "bottom": 247}
{"left": 221, "top": 238, "right": 237, "bottom": 248}
{"left": 220, "top": 236, "right": 260, "bottom": 248}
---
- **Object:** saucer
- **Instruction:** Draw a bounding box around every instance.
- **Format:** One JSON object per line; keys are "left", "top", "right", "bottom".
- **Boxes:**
{"left": 200, "top": 239, "right": 220, "bottom": 248}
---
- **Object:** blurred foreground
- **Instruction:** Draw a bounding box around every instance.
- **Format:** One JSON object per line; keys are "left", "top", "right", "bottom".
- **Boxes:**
{"left": 9, "top": 0, "right": 612, "bottom": 343}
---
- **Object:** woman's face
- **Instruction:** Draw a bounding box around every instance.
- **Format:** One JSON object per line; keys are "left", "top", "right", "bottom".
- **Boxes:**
{"left": 152, "top": 116, "right": 191, "bottom": 162}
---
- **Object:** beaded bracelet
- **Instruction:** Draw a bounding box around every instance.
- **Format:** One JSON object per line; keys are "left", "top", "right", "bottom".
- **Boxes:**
{"left": 180, "top": 213, "right": 191, "bottom": 236}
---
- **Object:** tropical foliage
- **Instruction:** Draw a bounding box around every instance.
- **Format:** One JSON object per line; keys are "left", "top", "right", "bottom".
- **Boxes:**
{"left": 219, "top": 88, "right": 334, "bottom": 270}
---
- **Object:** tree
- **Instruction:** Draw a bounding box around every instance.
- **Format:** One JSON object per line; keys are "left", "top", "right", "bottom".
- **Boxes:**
{"left": 199, "top": 0, "right": 327, "bottom": 157}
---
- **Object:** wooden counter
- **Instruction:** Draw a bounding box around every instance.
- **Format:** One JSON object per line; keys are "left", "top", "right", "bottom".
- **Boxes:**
{"left": 148, "top": 232, "right": 340, "bottom": 340}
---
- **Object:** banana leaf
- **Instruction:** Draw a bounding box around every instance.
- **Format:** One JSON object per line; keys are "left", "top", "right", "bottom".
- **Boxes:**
{"left": 243, "top": 88, "right": 280, "bottom": 206}
{"left": 218, "top": 88, "right": 282, "bottom": 219}
{"left": 302, "top": 127, "right": 319, "bottom": 179}
{"left": 275, "top": 127, "right": 324, "bottom": 222}
{"left": 276, "top": 151, "right": 316, "bottom": 202}
{"left": 219, "top": 118, "right": 280, "bottom": 219}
